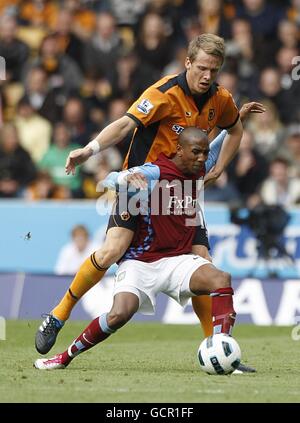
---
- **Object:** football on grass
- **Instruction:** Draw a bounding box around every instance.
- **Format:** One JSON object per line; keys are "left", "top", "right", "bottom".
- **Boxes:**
{"left": 197, "top": 333, "right": 241, "bottom": 375}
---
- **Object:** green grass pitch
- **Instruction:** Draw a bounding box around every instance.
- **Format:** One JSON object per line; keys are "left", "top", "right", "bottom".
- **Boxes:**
{"left": 0, "top": 321, "right": 299, "bottom": 403}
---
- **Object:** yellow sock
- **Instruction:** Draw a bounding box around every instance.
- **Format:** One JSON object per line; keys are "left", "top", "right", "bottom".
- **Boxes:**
{"left": 192, "top": 295, "right": 213, "bottom": 338}
{"left": 52, "top": 252, "right": 108, "bottom": 321}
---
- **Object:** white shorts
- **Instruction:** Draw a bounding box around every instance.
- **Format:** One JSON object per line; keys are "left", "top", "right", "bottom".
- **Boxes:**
{"left": 113, "top": 254, "right": 210, "bottom": 315}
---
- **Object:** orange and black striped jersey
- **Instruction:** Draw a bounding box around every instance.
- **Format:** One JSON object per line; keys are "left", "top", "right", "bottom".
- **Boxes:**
{"left": 124, "top": 71, "right": 239, "bottom": 169}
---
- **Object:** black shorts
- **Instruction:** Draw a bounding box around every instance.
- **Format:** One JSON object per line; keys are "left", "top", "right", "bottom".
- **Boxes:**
{"left": 106, "top": 194, "right": 139, "bottom": 232}
{"left": 106, "top": 195, "right": 210, "bottom": 249}
{"left": 192, "top": 225, "right": 210, "bottom": 250}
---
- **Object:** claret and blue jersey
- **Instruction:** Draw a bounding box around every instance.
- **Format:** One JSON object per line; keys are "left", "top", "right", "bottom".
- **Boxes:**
{"left": 102, "top": 130, "right": 227, "bottom": 263}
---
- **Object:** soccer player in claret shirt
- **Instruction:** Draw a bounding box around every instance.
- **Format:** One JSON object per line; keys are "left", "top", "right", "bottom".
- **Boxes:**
{"left": 35, "top": 33, "right": 263, "bottom": 372}
{"left": 34, "top": 127, "right": 238, "bottom": 370}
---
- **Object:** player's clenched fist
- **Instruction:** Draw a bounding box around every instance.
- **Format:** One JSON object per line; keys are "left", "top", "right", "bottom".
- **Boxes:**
{"left": 65, "top": 147, "right": 93, "bottom": 175}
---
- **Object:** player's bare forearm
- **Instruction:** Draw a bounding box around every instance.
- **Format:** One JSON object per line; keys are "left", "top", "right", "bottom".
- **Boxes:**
{"left": 92, "top": 115, "right": 137, "bottom": 151}
{"left": 214, "top": 119, "right": 243, "bottom": 174}
{"left": 65, "top": 116, "right": 137, "bottom": 175}
{"left": 204, "top": 119, "right": 243, "bottom": 185}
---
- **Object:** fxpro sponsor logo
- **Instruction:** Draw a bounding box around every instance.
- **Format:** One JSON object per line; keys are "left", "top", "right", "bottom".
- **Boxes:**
{"left": 96, "top": 178, "right": 205, "bottom": 226}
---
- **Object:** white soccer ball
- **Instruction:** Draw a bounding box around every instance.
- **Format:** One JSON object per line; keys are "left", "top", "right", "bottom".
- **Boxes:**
{"left": 197, "top": 333, "right": 241, "bottom": 375}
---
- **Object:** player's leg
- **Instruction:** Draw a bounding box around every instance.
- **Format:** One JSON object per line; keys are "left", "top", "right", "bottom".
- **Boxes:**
{"left": 35, "top": 193, "right": 138, "bottom": 354}
{"left": 191, "top": 222, "right": 214, "bottom": 337}
{"left": 34, "top": 292, "right": 139, "bottom": 370}
{"left": 189, "top": 263, "right": 236, "bottom": 335}
{"left": 191, "top": 244, "right": 213, "bottom": 337}
{"left": 35, "top": 226, "right": 134, "bottom": 354}
{"left": 52, "top": 226, "right": 134, "bottom": 321}
{"left": 190, "top": 253, "right": 256, "bottom": 373}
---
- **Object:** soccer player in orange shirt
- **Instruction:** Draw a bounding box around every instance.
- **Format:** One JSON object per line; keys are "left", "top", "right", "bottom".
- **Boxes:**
{"left": 35, "top": 34, "right": 264, "bottom": 372}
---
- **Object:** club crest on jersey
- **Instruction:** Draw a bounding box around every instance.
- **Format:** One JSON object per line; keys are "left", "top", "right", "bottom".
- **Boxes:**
{"left": 137, "top": 99, "right": 154, "bottom": 114}
{"left": 208, "top": 108, "right": 215, "bottom": 121}
{"left": 172, "top": 124, "right": 185, "bottom": 135}
{"left": 120, "top": 211, "right": 131, "bottom": 221}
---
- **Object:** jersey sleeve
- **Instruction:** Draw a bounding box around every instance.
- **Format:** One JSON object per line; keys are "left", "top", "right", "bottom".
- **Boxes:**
{"left": 216, "top": 90, "right": 240, "bottom": 130}
{"left": 205, "top": 130, "right": 227, "bottom": 172}
{"left": 126, "top": 86, "right": 172, "bottom": 127}
{"left": 102, "top": 163, "right": 160, "bottom": 195}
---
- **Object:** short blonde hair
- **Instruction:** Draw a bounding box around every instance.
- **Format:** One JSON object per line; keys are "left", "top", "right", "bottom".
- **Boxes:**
{"left": 187, "top": 33, "right": 225, "bottom": 64}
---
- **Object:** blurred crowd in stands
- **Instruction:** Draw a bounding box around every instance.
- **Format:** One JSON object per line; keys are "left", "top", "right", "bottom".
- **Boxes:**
{"left": 0, "top": 0, "right": 299, "bottom": 209}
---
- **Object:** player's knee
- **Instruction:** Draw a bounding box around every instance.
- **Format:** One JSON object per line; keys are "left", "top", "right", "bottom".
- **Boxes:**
{"left": 214, "top": 271, "right": 231, "bottom": 290}
{"left": 96, "top": 245, "right": 125, "bottom": 267}
{"left": 107, "top": 309, "right": 131, "bottom": 329}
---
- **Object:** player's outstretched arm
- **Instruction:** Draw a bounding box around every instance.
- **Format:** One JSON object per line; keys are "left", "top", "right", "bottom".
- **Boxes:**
{"left": 65, "top": 116, "right": 138, "bottom": 175}
{"left": 205, "top": 118, "right": 243, "bottom": 185}
{"left": 98, "top": 163, "right": 160, "bottom": 195}
{"left": 204, "top": 102, "right": 265, "bottom": 185}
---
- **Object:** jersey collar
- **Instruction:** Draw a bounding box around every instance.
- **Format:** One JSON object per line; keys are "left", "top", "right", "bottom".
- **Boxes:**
{"left": 177, "top": 71, "right": 219, "bottom": 113}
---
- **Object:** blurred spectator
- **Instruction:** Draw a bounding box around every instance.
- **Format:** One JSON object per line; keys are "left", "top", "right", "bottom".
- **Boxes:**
{"left": 0, "top": 15, "right": 30, "bottom": 82}
{"left": 217, "top": 70, "right": 247, "bottom": 108}
{"left": 39, "top": 122, "right": 82, "bottom": 197}
{"left": 279, "top": 124, "right": 300, "bottom": 179}
{"left": 0, "top": 123, "right": 36, "bottom": 197}
{"left": 111, "top": 47, "right": 158, "bottom": 102}
{"left": 55, "top": 224, "right": 99, "bottom": 275}
{"left": 80, "top": 75, "right": 111, "bottom": 127}
{"left": 162, "top": 45, "right": 187, "bottom": 76}
{"left": 63, "top": 0, "right": 97, "bottom": 40}
{"left": 287, "top": 0, "right": 300, "bottom": 26}
{"left": 197, "top": 0, "right": 232, "bottom": 39}
{"left": 25, "top": 170, "right": 70, "bottom": 200}
{"left": 53, "top": 8, "right": 85, "bottom": 71}
{"left": 0, "top": 0, "right": 19, "bottom": 16}
{"left": 83, "top": 11, "right": 123, "bottom": 78}
{"left": 247, "top": 99, "right": 284, "bottom": 159}
{"left": 260, "top": 157, "right": 300, "bottom": 206}
{"left": 136, "top": 12, "right": 175, "bottom": 73}
{"left": 100, "top": 0, "right": 148, "bottom": 30}
{"left": 22, "top": 66, "right": 63, "bottom": 123}
{"left": 82, "top": 153, "right": 120, "bottom": 200}
{"left": 277, "top": 19, "right": 300, "bottom": 50}
{"left": 63, "top": 97, "right": 98, "bottom": 146}
{"left": 205, "top": 171, "right": 239, "bottom": 203}
{"left": 276, "top": 46, "right": 299, "bottom": 90}
{"left": 236, "top": 0, "right": 285, "bottom": 70}
{"left": 180, "top": 16, "right": 202, "bottom": 46}
{"left": 14, "top": 97, "right": 52, "bottom": 163}
{"left": 225, "top": 18, "right": 260, "bottom": 97}
{"left": 19, "top": 0, "right": 58, "bottom": 29}
{"left": 236, "top": 0, "right": 285, "bottom": 39}
{"left": 25, "top": 33, "right": 83, "bottom": 94}
{"left": 227, "top": 129, "right": 269, "bottom": 206}
{"left": 258, "top": 67, "right": 296, "bottom": 124}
